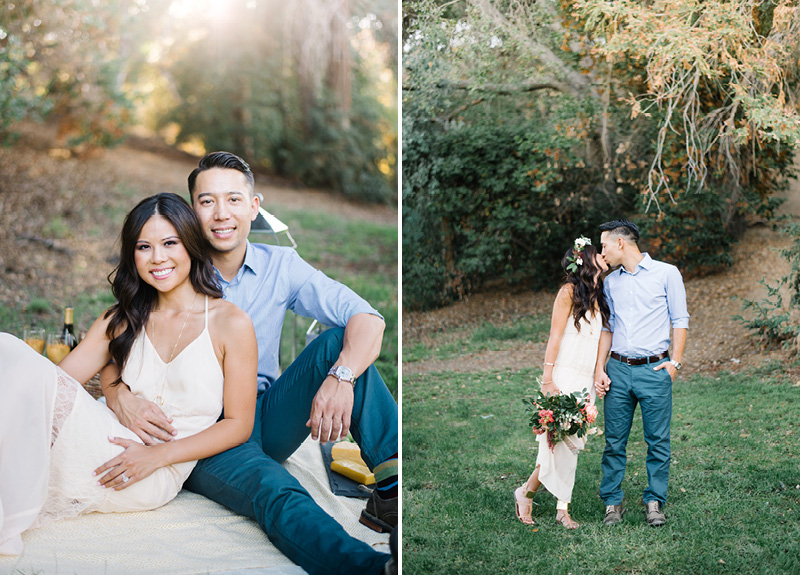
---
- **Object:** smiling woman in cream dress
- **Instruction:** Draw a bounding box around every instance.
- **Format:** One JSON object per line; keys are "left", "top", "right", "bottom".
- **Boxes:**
{"left": 0, "top": 193, "right": 257, "bottom": 555}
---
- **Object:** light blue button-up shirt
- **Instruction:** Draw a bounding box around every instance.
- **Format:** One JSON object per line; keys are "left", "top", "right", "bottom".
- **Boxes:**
{"left": 216, "top": 241, "right": 382, "bottom": 392}
{"left": 603, "top": 253, "right": 689, "bottom": 357}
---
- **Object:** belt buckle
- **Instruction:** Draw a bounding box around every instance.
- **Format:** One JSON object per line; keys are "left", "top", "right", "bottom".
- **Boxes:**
{"left": 625, "top": 356, "right": 634, "bottom": 366}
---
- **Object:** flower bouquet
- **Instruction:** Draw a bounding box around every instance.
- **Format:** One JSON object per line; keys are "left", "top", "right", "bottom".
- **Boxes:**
{"left": 523, "top": 381, "right": 598, "bottom": 451}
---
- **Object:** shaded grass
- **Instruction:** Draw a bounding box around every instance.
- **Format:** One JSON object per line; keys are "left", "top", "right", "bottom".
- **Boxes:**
{"left": 402, "top": 366, "right": 800, "bottom": 574}
{"left": 0, "top": 289, "right": 116, "bottom": 337}
{"left": 403, "top": 315, "right": 550, "bottom": 363}
{"left": 270, "top": 207, "right": 398, "bottom": 398}
{"left": 280, "top": 208, "right": 397, "bottom": 272}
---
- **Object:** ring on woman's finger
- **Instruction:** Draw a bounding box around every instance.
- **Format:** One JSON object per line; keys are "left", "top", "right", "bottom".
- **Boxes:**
{"left": 121, "top": 473, "right": 130, "bottom": 483}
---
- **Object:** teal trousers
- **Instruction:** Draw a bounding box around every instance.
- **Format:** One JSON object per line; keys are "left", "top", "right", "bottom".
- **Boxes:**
{"left": 599, "top": 357, "right": 672, "bottom": 506}
{"left": 184, "top": 328, "right": 397, "bottom": 575}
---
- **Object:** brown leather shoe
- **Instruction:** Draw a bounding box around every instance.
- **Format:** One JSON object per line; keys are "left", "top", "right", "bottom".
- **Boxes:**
{"left": 360, "top": 491, "right": 398, "bottom": 533}
{"left": 603, "top": 504, "right": 625, "bottom": 526}
{"left": 645, "top": 501, "right": 666, "bottom": 526}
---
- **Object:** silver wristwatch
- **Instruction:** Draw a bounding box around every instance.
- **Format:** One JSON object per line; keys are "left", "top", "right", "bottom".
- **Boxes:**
{"left": 328, "top": 365, "right": 356, "bottom": 387}
{"left": 669, "top": 359, "right": 682, "bottom": 370}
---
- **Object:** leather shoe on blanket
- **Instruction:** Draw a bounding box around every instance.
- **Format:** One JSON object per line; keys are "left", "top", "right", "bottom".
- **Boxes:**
{"left": 360, "top": 491, "right": 397, "bottom": 533}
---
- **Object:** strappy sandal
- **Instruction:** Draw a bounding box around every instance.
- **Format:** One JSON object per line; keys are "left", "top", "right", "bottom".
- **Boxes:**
{"left": 514, "top": 486, "right": 536, "bottom": 525}
{"left": 555, "top": 510, "right": 580, "bottom": 529}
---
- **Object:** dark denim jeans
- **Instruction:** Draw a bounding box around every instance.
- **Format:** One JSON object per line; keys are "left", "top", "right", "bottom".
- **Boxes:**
{"left": 184, "top": 328, "right": 397, "bottom": 575}
{"left": 599, "top": 357, "right": 672, "bottom": 506}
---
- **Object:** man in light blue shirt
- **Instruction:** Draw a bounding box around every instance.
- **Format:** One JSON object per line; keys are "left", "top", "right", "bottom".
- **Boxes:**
{"left": 104, "top": 152, "right": 397, "bottom": 575}
{"left": 594, "top": 219, "right": 688, "bottom": 528}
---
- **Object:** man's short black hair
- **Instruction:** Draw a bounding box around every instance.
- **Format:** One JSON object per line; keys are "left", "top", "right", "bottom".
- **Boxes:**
{"left": 188, "top": 151, "right": 255, "bottom": 198}
{"left": 599, "top": 219, "right": 640, "bottom": 243}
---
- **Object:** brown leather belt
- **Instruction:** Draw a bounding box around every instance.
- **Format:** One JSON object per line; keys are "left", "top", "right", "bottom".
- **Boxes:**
{"left": 610, "top": 351, "right": 669, "bottom": 366}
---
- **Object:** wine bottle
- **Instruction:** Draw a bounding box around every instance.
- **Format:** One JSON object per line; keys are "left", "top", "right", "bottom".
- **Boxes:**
{"left": 62, "top": 307, "right": 78, "bottom": 350}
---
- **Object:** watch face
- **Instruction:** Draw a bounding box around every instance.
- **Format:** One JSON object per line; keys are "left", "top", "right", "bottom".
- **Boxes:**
{"left": 335, "top": 366, "right": 354, "bottom": 381}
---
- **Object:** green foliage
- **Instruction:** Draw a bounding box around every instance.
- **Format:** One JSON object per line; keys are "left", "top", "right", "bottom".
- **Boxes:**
{"left": 734, "top": 278, "right": 799, "bottom": 349}
{"left": 159, "top": 5, "right": 396, "bottom": 203}
{"left": 735, "top": 222, "right": 800, "bottom": 351}
{"left": 2, "top": 1, "right": 397, "bottom": 198}
{"left": 781, "top": 222, "right": 800, "bottom": 308}
{"left": 403, "top": 94, "right": 628, "bottom": 309}
{"left": 402, "top": 0, "right": 799, "bottom": 309}
{"left": 0, "top": 30, "right": 47, "bottom": 143}
{"left": 281, "top": 87, "right": 396, "bottom": 203}
{"left": 0, "top": 0, "right": 135, "bottom": 148}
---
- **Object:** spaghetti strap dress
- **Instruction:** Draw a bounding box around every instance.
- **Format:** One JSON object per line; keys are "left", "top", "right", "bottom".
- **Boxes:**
{"left": 535, "top": 311, "right": 601, "bottom": 503}
{"left": 0, "top": 295, "right": 223, "bottom": 555}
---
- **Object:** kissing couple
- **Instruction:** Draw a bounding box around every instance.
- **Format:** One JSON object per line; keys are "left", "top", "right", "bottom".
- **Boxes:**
{"left": 514, "top": 219, "right": 689, "bottom": 528}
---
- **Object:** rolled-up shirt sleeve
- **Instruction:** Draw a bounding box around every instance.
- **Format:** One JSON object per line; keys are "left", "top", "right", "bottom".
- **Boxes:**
{"left": 666, "top": 266, "right": 689, "bottom": 329}
{"left": 288, "top": 251, "right": 383, "bottom": 327}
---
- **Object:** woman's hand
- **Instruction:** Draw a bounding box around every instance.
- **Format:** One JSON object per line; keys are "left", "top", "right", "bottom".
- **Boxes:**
{"left": 594, "top": 370, "right": 611, "bottom": 397}
{"left": 541, "top": 380, "right": 560, "bottom": 396}
{"left": 93, "top": 437, "right": 167, "bottom": 490}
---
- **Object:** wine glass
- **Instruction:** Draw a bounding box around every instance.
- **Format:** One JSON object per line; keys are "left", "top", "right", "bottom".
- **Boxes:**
{"left": 46, "top": 333, "right": 72, "bottom": 364}
{"left": 23, "top": 327, "right": 46, "bottom": 354}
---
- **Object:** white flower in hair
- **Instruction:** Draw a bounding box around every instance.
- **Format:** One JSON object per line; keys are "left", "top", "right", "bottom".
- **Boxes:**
{"left": 566, "top": 235, "right": 592, "bottom": 273}
{"left": 574, "top": 236, "right": 591, "bottom": 249}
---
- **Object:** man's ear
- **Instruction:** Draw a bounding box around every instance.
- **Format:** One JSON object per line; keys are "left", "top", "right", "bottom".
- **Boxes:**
{"left": 250, "top": 191, "right": 261, "bottom": 221}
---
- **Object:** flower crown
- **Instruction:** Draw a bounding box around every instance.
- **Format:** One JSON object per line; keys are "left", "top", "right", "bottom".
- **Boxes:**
{"left": 566, "top": 236, "right": 591, "bottom": 273}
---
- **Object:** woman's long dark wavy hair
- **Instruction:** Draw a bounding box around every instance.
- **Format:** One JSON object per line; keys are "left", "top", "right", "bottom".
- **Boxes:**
{"left": 561, "top": 243, "right": 610, "bottom": 331}
{"left": 104, "top": 193, "right": 223, "bottom": 382}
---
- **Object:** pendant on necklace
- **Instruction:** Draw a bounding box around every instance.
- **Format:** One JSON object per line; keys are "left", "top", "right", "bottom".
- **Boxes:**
{"left": 154, "top": 395, "right": 164, "bottom": 406}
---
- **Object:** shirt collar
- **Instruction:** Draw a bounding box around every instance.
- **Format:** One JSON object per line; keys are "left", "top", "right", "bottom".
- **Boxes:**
{"left": 620, "top": 253, "right": 652, "bottom": 276}
{"left": 214, "top": 241, "right": 259, "bottom": 286}
{"left": 241, "top": 241, "right": 261, "bottom": 276}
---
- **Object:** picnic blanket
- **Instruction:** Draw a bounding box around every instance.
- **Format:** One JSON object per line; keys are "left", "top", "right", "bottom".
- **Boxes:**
{"left": 0, "top": 436, "right": 389, "bottom": 574}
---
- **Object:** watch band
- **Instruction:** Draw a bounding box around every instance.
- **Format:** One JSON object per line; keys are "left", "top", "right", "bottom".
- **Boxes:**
{"left": 669, "top": 359, "right": 682, "bottom": 370}
{"left": 328, "top": 365, "right": 356, "bottom": 388}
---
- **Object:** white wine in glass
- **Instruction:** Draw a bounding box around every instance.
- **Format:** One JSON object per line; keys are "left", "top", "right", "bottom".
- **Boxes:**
{"left": 47, "top": 333, "right": 72, "bottom": 364}
{"left": 24, "top": 327, "right": 46, "bottom": 354}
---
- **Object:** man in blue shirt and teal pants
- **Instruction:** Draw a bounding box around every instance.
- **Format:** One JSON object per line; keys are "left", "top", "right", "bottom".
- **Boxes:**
{"left": 103, "top": 152, "right": 397, "bottom": 574}
{"left": 594, "top": 219, "right": 689, "bottom": 527}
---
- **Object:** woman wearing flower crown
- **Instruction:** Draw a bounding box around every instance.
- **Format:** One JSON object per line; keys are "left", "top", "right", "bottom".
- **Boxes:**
{"left": 513, "top": 236, "right": 609, "bottom": 528}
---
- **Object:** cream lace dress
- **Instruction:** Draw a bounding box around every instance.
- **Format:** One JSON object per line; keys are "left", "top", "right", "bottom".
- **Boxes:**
{"left": 0, "top": 296, "right": 223, "bottom": 555}
{"left": 535, "top": 311, "right": 601, "bottom": 503}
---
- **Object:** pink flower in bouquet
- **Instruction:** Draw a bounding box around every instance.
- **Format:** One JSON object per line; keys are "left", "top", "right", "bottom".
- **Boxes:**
{"left": 586, "top": 400, "right": 598, "bottom": 424}
{"left": 538, "top": 409, "right": 554, "bottom": 422}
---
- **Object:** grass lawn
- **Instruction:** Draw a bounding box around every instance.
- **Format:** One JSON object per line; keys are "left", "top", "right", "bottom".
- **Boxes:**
{"left": 403, "top": 315, "right": 551, "bottom": 364}
{"left": 402, "top": 364, "right": 800, "bottom": 574}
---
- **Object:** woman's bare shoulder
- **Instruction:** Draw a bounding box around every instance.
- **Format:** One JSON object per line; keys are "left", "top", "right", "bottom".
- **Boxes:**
{"left": 557, "top": 283, "right": 574, "bottom": 300}
{"left": 210, "top": 298, "right": 254, "bottom": 331}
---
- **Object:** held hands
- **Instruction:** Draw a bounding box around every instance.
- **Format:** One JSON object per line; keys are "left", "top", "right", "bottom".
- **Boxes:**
{"left": 594, "top": 371, "right": 611, "bottom": 397}
{"left": 306, "top": 375, "right": 354, "bottom": 444}
{"left": 93, "top": 437, "right": 166, "bottom": 490}
{"left": 114, "top": 387, "right": 177, "bottom": 445}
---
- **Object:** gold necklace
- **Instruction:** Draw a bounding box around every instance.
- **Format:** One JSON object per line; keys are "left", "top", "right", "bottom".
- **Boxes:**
{"left": 151, "top": 292, "right": 199, "bottom": 406}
